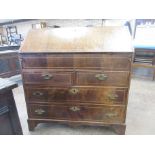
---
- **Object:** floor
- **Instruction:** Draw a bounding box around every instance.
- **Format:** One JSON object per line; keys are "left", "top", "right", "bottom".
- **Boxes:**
{"left": 13, "top": 78, "right": 155, "bottom": 135}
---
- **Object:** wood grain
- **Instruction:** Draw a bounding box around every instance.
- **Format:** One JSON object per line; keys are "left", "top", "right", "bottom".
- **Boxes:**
{"left": 28, "top": 104, "right": 126, "bottom": 124}
{"left": 25, "top": 87, "right": 128, "bottom": 105}
{"left": 20, "top": 53, "right": 132, "bottom": 71}
{"left": 20, "top": 27, "right": 133, "bottom": 52}
{"left": 20, "top": 27, "right": 133, "bottom": 134}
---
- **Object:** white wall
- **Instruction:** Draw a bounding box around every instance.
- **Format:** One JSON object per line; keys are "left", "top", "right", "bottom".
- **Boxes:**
{"left": 46, "top": 19, "right": 103, "bottom": 27}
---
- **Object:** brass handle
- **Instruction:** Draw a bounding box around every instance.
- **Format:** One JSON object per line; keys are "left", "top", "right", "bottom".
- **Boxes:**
{"left": 95, "top": 74, "right": 108, "bottom": 81}
{"left": 34, "top": 109, "right": 46, "bottom": 115}
{"left": 69, "top": 88, "right": 79, "bottom": 95}
{"left": 108, "top": 94, "right": 118, "bottom": 100}
{"left": 41, "top": 74, "right": 53, "bottom": 80}
{"left": 33, "top": 91, "right": 43, "bottom": 96}
{"left": 69, "top": 106, "right": 80, "bottom": 112}
{"left": 105, "top": 113, "right": 118, "bottom": 118}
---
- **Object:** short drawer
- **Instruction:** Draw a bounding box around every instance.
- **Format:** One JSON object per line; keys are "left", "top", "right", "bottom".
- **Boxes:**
{"left": 25, "top": 87, "right": 128, "bottom": 105}
{"left": 76, "top": 71, "right": 130, "bottom": 86}
{"left": 28, "top": 104, "right": 126, "bottom": 123}
{"left": 23, "top": 71, "right": 73, "bottom": 86}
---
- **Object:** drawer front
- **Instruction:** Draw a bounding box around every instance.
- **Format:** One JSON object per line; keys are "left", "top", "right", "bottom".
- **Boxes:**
{"left": 74, "top": 56, "right": 131, "bottom": 71}
{"left": 28, "top": 104, "right": 126, "bottom": 123}
{"left": 23, "top": 71, "right": 73, "bottom": 86}
{"left": 21, "top": 55, "right": 73, "bottom": 69}
{"left": 21, "top": 54, "right": 132, "bottom": 71}
{"left": 76, "top": 71, "right": 129, "bottom": 86}
{"left": 25, "top": 87, "right": 127, "bottom": 105}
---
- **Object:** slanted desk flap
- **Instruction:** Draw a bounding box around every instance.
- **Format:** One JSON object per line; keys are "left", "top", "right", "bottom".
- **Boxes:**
{"left": 20, "top": 27, "right": 133, "bottom": 53}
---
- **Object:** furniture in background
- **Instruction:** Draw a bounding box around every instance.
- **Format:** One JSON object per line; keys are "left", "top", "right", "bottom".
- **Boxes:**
{"left": 0, "top": 50, "right": 20, "bottom": 78}
{"left": 0, "top": 45, "right": 20, "bottom": 51}
{"left": 132, "top": 20, "right": 155, "bottom": 80}
{"left": 19, "top": 27, "right": 133, "bottom": 134}
{"left": 133, "top": 19, "right": 155, "bottom": 38}
{"left": 6, "top": 26, "right": 23, "bottom": 45}
{"left": 0, "top": 78, "right": 23, "bottom": 135}
{"left": 6, "top": 26, "right": 17, "bottom": 45}
{"left": 0, "top": 34, "right": 8, "bottom": 46}
{"left": 133, "top": 47, "right": 155, "bottom": 80}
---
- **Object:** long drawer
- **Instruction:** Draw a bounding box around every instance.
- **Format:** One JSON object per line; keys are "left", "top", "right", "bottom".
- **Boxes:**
{"left": 28, "top": 104, "right": 126, "bottom": 123}
{"left": 25, "top": 87, "right": 128, "bottom": 105}
{"left": 21, "top": 53, "right": 132, "bottom": 71}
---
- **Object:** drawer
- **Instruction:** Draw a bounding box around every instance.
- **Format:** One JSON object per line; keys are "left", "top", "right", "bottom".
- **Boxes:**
{"left": 23, "top": 71, "right": 73, "bottom": 86}
{"left": 21, "top": 54, "right": 132, "bottom": 71}
{"left": 28, "top": 104, "right": 126, "bottom": 123}
{"left": 21, "top": 54, "right": 73, "bottom": 69}
{"left": 74, "top": 56, "right": 131, "bottom": 71}
{"left": 25, "top": 87, "right": 127, "bottom": 105}
{"left": 76, "top": 71, "right": 129, "bottom": 86}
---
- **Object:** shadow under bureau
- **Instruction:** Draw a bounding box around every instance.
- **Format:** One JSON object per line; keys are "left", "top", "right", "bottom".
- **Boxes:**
{"left": 19, "top": 27, "right": 133, "bottom": 134}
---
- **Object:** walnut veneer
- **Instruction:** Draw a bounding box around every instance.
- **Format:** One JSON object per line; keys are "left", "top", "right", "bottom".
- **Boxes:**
{"left": 20, "top": 27, "right": 133, "bottom": 134}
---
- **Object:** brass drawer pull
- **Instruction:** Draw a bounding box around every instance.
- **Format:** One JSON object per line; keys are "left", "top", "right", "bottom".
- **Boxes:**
{"left": 69, "top": 88, "right": 79, "bottom": 95}
{"left": 69, "top": 106, "right": 80, "bottom": 112}
{"left": 34, "top": 109, "right": 46, "bottom": 115}
{"left": 41, "top": 74, "right": 53, "bottom": 80}
{"left": 108, "top": 94, "right": 118, "bottom": 100}
{"left": 105, "top": 113, "right": 118, "bottom": 118}
{"left": 33, "top": 91, "right": 43, "bottom": 96}
{"left": 95, "top": 74, "right": 108, "bottom": 81}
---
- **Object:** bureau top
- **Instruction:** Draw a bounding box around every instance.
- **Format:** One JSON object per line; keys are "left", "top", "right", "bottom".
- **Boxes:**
{"left": 20, "top": 27, "right": 133, "bottom": 53}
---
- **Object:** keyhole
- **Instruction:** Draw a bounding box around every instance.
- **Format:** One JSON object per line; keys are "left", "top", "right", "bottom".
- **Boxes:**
{"left": 69, "top": 88, "right": 79, "bottom": 94}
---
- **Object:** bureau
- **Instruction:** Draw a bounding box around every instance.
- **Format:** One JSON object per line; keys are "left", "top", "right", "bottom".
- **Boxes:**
{"left": 20, "top": 27, "right": 133, "bottom": 134}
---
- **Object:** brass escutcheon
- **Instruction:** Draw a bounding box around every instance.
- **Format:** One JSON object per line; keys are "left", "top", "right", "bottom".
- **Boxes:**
{"left": 33, "top": 91, "right": 43, "bottom": 96}
{"left": 34, "top": 109, "right": 46, "bottom": 115}
{"left": 69, "top": 106, "right": 80, "bottom": 112}
{"left": 108, "top": 94, "right": 118, "bottom": 100}
{"left": 42, "top": 73, "right": 53, "bottom": 80}
{"left": 95, "top": 73, "right": 108, "bottom": 81}
{"left": 69, "top": 88, "right": 79, "bottom": 95}
{"left": 105, "top": 112, "right": 118, "bottom": 118}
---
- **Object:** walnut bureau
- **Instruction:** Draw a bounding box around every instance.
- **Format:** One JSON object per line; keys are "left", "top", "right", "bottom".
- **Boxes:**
{"left": 19, "top": 27, "right": 133, "bottom": 134}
